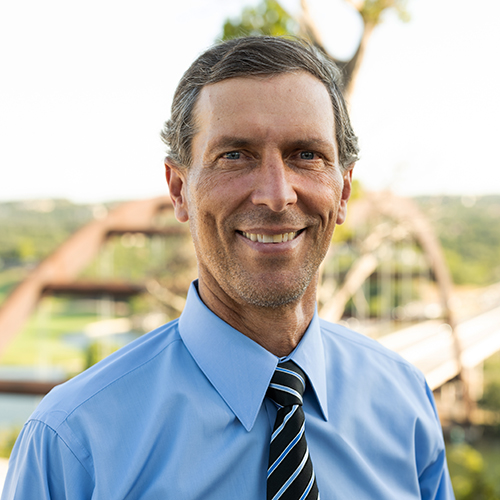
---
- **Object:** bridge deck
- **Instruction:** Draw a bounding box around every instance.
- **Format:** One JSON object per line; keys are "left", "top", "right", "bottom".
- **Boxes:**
{"left": 379, "top": 306, "right": 500, "bottom": 390}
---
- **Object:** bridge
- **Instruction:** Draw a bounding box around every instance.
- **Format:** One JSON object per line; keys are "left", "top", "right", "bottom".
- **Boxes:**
{"left": 0, "top": 192, "right": 499, "bottom": 422}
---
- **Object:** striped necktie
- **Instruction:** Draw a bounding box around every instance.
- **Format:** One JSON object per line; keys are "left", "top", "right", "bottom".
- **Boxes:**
{"left": 266, "top": 360, "right": 319, "bottom": 500}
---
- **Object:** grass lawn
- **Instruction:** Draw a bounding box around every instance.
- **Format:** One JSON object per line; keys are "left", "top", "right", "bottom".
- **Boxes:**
{"left": 0, "top": 267, "right": 29, "bottom": 306}
{"left": 0, "top": 303, "right": 102, "bottom": 375}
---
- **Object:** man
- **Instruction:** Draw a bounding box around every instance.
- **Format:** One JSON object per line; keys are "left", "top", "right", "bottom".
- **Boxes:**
{"left": 3, "top": 37, "right": 455, "bottom": 499}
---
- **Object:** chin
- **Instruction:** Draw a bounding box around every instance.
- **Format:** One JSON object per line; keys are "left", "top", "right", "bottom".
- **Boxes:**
{"left": 229, "top": 274, "right": 313, "bottom": 309}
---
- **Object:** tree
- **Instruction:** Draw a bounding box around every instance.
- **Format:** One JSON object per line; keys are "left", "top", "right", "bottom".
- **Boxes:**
{"left": 447, "top": 444, "right": 500, "bottom": 500}
{"left": 221, "top": 0, "right": 411, "bottom": 98}
{"left": 299, "top": 0, "right": 410, "bottom": 97}
{"left": 221, "top": 0, "right": 298, "bottom": 40}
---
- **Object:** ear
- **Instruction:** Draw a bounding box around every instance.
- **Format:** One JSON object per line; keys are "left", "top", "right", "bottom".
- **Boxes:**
{"left": 336, "top": 165, "right": 354, "bottom": 225}
{"left": 165, "top": 158, "right": 189, "bottom": 223}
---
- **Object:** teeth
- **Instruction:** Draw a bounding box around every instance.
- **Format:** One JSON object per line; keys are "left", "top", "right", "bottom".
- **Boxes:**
{"left": 242, "top": 231, "right": 298, "bottom": 243}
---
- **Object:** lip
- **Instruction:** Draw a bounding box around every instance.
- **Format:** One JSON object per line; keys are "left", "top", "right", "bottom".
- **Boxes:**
{"left": 238, "top": 226, "right": 305, "bottom": 236}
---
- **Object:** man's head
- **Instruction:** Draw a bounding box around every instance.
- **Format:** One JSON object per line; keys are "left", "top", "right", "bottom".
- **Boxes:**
{"left": 161, "top": 36, "right": 359, "bottom": 171}
{"left": 163, "top": 36, "right": 359, "bottom": 325}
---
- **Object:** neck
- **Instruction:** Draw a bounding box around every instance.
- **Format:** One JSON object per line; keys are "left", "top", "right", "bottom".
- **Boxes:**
{"left": 197, "top": 276, "right": 318, "bottom": 358}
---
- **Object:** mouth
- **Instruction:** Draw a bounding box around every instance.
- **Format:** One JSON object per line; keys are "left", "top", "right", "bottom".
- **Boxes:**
{"left": 238, "top": 229, "right": 304, "bottom": 243}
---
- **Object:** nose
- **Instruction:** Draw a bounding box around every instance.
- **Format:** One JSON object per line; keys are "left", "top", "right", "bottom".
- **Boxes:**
{"left": 250, "top": 153, "right": 297, "bottom": 212}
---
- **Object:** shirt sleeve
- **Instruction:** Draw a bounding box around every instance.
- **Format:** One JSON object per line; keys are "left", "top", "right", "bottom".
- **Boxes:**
{"left": 418, "top": 382, "right": 455, "bottom": 500}
{"left": 1, "top": 420, "right": 93, "bottom": 500}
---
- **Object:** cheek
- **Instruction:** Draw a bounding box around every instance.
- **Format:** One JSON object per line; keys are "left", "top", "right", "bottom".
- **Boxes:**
{"left": 303, "top": 172, "right": 344, "bottom": 215}
{"left": 198, "top": 171, "right": 254, "bottom": 216}
{"left": 192, "top": 169, "right": 239, "bottom": 201}
{"left": 187, "top": 177, "right": 230, "bottom": 238}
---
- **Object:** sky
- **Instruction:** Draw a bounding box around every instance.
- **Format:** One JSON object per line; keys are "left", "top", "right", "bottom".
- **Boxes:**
{"left": 1, "top": 0, "right": 499, "bottom": 203}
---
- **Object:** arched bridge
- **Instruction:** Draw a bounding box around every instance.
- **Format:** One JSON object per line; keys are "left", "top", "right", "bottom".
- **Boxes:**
{"left": 0, "top": 193, "right": 498, "bottom": 405}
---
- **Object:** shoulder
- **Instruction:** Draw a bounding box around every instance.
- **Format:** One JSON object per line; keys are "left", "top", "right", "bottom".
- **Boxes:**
{"left": 319, "top": 318, "right": 426, "bottom": 389}
{"left": 31, "top": 319, "right": 184, "bottom": 430}
{"left": 14, "top": 318, "right": 198, "bottom": 490}
{"left": 318, "top": 319, "right": 444, "bottom": 446}
{"left": 3, "top": 419, "right": 94, "bottom": 499}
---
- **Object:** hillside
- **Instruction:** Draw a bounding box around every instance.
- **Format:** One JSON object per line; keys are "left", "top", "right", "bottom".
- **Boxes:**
{"left": 0, "top": 194, "right": 499, "bottom": 307}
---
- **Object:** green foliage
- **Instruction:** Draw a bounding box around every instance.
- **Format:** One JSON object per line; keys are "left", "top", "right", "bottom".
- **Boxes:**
{"left": 359, "top": 0, "right": 411, "bottom": 25}
{"left": 484, "top": 352, "right": 500, "bottom": 385}
{"left": 0, "top": 266, "right": 29, "bottom": 305}
{"left": 85, "top": 341, "right": 102, "bottom": 370}
{"left": 478, "top": 353, "right": 500, "bottom": 440}
{"left": 350, "top": 179, "right": 364, "bottom": 201}
{"left": 0, "top": 200, "right": 96, "bottom": 272}
{"left": 332, "top": 180, "right": 363, "bottom": 244}
{"left": 84, "top": 340, "right": 120, "bottom": 370}
{"left": 0, "top": 296, "right": 103, "bottom": 372}
{"left": 0, "top": 427, "right": 21, "bottom": 458}
{"left": 415, "top": 196, "right": 500, "bottom": 286}
{"left": 17, "top": 238, "right": 36, "bottom": 263}
{"left": 81, "top": 231, "right": 192, "bottom": 285}
{"left": 479, "top": 382, "right": 500, "bottom": 413}
{"left": 220, "top": 0, "right": 298, "bottom": 41}
{"left": 331, "top": 220, "right": 354, "bottom": 244}
{"left": 447, "top": 444, "right": 500, "bottom": 499}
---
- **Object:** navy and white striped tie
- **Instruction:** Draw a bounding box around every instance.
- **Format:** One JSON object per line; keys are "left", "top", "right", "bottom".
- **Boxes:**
{"left": 266, "top": 360, "right": 319, "bottom": 500}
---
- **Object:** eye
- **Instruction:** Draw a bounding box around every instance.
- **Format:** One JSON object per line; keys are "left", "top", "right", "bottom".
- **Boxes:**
{"left": 300, "top": 151, "right": 316, "bottom": 160}
{"left": 222, "top": 151, "right": 241, "bottom": 160}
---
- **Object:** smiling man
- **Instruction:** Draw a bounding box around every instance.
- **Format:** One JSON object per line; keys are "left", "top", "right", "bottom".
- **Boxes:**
{"left": 166, "top": 70, "right": 350, "bottom": 357}
{"left": 3, "top": 37, "right": 454, "bottom": 500}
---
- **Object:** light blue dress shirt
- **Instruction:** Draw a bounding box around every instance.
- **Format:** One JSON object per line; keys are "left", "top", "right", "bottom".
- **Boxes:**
{"left": 3, "top": 281, "right": 454, "bottom": 499}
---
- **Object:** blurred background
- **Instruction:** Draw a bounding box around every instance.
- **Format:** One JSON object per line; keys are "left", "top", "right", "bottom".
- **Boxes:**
{"left": 1, "top": 0, "right": 499, "bottom": 496}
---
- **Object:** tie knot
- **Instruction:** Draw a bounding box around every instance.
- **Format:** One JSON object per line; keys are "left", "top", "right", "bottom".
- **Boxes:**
{"left": 267, "top": 360, "right": 306, "bottom": 408}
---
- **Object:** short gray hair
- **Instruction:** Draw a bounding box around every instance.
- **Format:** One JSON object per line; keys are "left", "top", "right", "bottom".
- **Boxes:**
{"left": 161, "top": 36, "right": 359, "bottom": 170}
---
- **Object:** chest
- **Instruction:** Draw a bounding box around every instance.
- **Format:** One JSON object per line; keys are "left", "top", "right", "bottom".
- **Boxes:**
{"left": 83, "top": 397, "right": 421, "bottom": 500}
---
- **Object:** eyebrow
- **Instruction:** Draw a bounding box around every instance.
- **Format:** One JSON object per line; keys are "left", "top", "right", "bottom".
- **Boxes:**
{"left": 288, "top": 138, "right": 336, "bottom": 152}
{"left": 207, "top": 136, "right": 336, "bottom": 153}
{"left": 207, "top": 137, "right": 255, "bottom": 153}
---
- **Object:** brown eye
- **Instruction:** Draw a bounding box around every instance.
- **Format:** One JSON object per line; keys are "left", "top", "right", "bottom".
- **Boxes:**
{"left": 222, "top": 151, "right": 240, "bottom": 160}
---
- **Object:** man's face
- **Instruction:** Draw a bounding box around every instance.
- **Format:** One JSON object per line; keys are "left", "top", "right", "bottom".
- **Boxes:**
{"left": 166, "top": 71, "right": 352, "bottom": 309}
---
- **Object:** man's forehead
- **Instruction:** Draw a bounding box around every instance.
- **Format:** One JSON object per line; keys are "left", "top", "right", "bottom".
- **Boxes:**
{"left": 193, "top": 71, "right": 333, "bottom": 124}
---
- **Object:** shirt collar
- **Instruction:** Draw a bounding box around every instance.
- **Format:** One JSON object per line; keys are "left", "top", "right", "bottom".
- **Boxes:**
{"left": 287, "top": 311, "right": 329, "bottom": 422}
{"left": 178, "top": 281, "right": 328, "bottom": 431}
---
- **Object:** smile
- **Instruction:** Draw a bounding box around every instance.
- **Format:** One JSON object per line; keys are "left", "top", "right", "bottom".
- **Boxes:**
{"left": 240, "top": 231, "right": 299, "bottom": 243}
